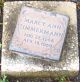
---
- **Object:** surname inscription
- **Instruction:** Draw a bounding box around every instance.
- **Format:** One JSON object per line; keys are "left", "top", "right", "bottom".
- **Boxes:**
{"left": 9, "top": 7, "right": 69, "bottom": 60}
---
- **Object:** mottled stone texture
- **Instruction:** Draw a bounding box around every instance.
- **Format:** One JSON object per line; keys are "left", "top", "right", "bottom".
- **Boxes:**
{"left": 1, "top": 1, "right": 79, "bottom": 77}
{"left": 9, "top": 6, "right": 69, "bottom": 61}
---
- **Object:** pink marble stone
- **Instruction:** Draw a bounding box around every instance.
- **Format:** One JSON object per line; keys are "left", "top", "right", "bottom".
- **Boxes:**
{"left": 9, "top": 6, "right": 69, "bottom": 60}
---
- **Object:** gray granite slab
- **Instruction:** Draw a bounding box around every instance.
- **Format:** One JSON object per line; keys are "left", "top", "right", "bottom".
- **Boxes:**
{"left": 1, "top": 1, "right": 79, "bottom": 77}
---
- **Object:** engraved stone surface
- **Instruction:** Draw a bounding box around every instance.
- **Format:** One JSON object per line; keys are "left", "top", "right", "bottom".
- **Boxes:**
{"left": 9, "top": 6, "right": 69, "bottom": 61}
{"left": 1, "top": 1, "right": 79, "bottom": 77}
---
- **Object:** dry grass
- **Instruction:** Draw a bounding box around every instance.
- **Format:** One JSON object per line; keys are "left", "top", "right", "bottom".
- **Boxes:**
{"left": 77, "top": 3, "right": 80, "bottom": 9}
{"left": 0, "top": 0, "right": 4, "bottom": 7}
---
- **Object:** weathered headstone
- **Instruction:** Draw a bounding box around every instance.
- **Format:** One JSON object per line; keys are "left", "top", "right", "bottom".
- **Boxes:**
{"left": 9, "top": 6, "right": 69, "bottom": 61}
{"left": 1, "top": 1, "right": 79, "bottom": 77}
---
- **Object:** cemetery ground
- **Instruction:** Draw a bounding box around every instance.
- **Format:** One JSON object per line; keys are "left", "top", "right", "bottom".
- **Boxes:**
{"left": 0, "top": 0, "right": 80, "bottom": 82}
